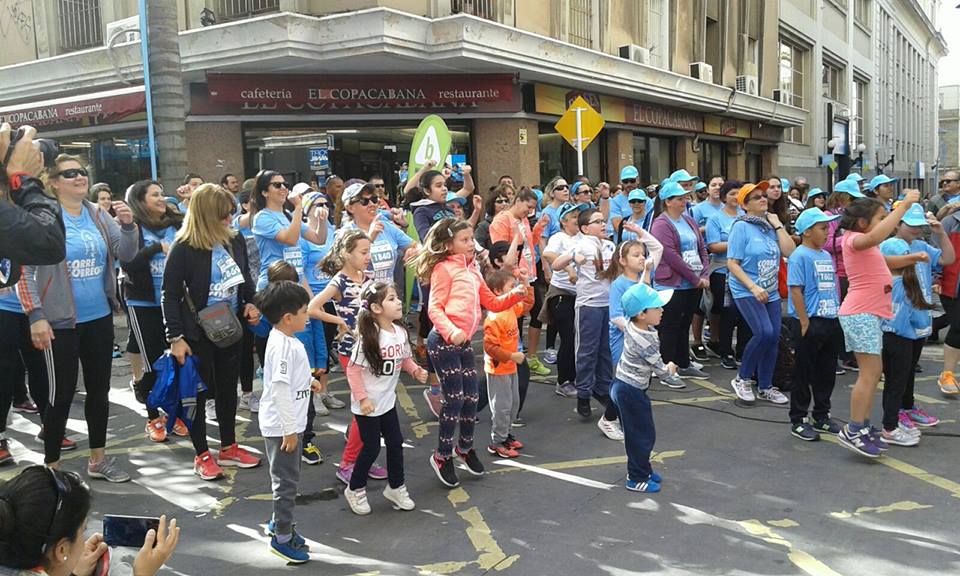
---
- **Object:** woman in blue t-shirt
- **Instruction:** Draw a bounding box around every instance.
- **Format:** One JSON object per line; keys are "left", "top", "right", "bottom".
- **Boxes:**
{"left": 122, "top": 179, "right": 184, "bottom": 443}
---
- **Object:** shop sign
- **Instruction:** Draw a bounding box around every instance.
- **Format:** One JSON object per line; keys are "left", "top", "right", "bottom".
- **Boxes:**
{"left": 0, "top": 88, "right": 146, "bottom": 130}
{"left": 630, "top": 103, "right": 701, "bottom": 132}
{"left": 201, "top": 74, "right": 518, "bottom": 114}
{"left": 751, "top": 122, "right": 783, "bottom": 142}
{"left": 703, "top": 115, "right": 750, "bottom": 138}
{"left": 309, "top": 147, "right": 328, "bottom": 170}
{"left": 534, "top": 84, "right": 702, "bottom": 133}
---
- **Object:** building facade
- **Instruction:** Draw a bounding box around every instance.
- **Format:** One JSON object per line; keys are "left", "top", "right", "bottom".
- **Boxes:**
{"left": 0, "top": 1, "right": 943, "bottom": 195}
{"left": 940, "top": 85, "right": 960, "bottom": 173}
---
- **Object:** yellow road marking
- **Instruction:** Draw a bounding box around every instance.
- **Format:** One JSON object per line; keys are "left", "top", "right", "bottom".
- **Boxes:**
{"left": 652, "top": 395, "right": 729, "bottom": 406}
{"left": 687, "top": 378, "right": 737, "bottom": 398}
{"left": 444, "top": 487, "right": 519, "bottom": 572}
{"left": 768, "top": 519, "right": 799, "bottom": 527}
{"left": 395, "top": 382, "right": 434, "bottom": 439}
{"left": 829, "top": 500, "right": 932, "bottom": 519}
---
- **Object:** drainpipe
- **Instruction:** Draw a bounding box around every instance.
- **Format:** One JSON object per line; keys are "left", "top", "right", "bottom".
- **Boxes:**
{"left": 139, "top": 0, "right": 158, "bottom": 180}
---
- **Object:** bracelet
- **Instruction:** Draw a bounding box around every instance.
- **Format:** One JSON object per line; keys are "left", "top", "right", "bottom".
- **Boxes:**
{"left": 167, "top": 335, "right": 184, "bottom": 344}
{"left": 774, "top": 226, "right": 783, "bottom": 231}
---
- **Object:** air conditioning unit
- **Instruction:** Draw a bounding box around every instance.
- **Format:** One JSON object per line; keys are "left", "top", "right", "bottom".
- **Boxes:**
{"left": 772, "top": 89, "right": 792, "bottom": 105}
{"left": 736, "top": 75, "right": 759, "bottom": 95}
{"left": 690, "top": 62, "right": 714, "bottom": 84}
{"left": 105, "top": 16, "right": 140, "bottom": 45}
{"left": 618, "top": 44, "right": 651, "bottom": 65}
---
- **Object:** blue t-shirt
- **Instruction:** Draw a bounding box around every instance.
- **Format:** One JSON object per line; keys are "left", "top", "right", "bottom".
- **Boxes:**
{"left": 127, "top": 226, "right": 177, "bottom": 308}
{"left": 303, "top": 221, "right": 336, "bottom": 292}
{"left": 786, "top": 245, "right": 839, "bottom": 319}
{"left": 0, "top": 288, "right": 22, "bottom": 314}
{"left": 232, "top": 214, "right": 253, "bottom": 239}
{"left": 704, "top": 209, "right": 741, "bottom": 275}
{"left": 64, "top": 209, "right": 110, "bottom": 323}
{"left": 542, "top": 204, "right": 562, "bottom": 240}
{"left": 617, "top": 207, "right": 655, "bottom": 243}
{"left": 208, "top": 244, "right": 243, "bottom": 311}
{"left": 880, "top": 238, "right": 941, "bottom": 339}
{"left": 691, "top": 201, "right": 723, "bottom": 229}
{"left": 609, "top": 274, "right": 639, "bottom": 367}
{"left": 668, "top": 215, "right": 700, "bottom": 290}
{"left": 726, "top": 221, "right": 781, "bottom": 301}
{"left": 253, "top": 209, "right": 309, "bottom": 289}
{"left": 340, "top": 219, "right": 414, "bottom": 283}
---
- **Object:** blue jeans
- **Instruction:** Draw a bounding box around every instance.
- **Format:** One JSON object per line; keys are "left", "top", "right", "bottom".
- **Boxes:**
{"left": 575, "top": 306, "right": 612, "bottom": 400}
{"left": 734, "top": 297, "right": 781, "bottom": 390}
{"left": 610, "top": 379, "right": 656, "bottom": 482}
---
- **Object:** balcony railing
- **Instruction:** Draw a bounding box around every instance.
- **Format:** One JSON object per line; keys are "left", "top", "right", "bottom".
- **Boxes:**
{"left": 58, "top": 0, "right": 103, "bottom": 53}
{"left": 451, "top": 0, "right": 498, "bottom": 22}
{"left": 568, "top": 0, "right": 592, "bottom": 48}
{"left": 217, "top": 0, "right": 281, "bottom": 23}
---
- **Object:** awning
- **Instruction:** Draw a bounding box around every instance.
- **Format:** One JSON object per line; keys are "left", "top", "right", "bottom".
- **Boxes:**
{"left": 0, "top": 86, "right": 146, "bottom": 130}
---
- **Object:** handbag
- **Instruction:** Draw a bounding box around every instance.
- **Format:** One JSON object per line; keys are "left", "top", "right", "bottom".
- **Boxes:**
{"left": 182, "top": 281, "right": 244, "bottom": 348}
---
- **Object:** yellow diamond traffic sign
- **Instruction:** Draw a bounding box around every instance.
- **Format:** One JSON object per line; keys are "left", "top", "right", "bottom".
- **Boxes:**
{"left": 554, "top": 96, "right": 605, "bottom": 152}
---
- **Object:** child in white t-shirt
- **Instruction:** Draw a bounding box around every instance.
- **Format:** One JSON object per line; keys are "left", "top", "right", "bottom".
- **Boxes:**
{"left": 344, "top": 281, "right": 428, "bottom": 515}
{"left": 257, "top": 280, "right": 323, "bottom": 564}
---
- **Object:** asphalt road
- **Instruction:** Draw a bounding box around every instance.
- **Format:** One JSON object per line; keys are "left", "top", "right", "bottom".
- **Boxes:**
{"left": 2, "top": 324, "right": 959, "bottom": 576}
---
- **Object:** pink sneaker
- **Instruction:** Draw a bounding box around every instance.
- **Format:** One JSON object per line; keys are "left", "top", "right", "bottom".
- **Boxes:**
{"left": 906, "top": 405, "right": 940, "bottom": 427}
{"left": 368, "top": 463, "right": 388, "bottom": 480}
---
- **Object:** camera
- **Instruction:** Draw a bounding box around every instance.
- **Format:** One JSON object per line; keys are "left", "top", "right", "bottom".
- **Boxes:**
{"left": 6, "top": 127, "right": 59, "bottom": 167}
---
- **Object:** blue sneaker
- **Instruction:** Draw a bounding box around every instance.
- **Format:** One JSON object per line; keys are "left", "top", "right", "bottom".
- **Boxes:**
{"left": 650, "top": 471, "right": 662, "bottom": 483}
{"left": 266, "top": 521, "right": 306, "bottom": 550}
{"left": 625, "top": 478, "right": 661, "bottom": 493}
{"left": 270, "top": 535, "right": 310, "bottom": 564}
{"left": 866, "top": 426, "right": 889, "bottom": 452}
{"left": 837, "top": 424, "right": 882, "bottom": 458}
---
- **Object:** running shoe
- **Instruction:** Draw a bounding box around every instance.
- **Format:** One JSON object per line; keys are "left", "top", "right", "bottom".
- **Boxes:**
{"left": 336, "top": 463, "right": 353, "bottom": 485}
{"left": 11, "top": 399, "right": 38, "bottom": 414}
{"left": 543, "top": 348, "right": 558, "bottom": 365}
{"left": 456, "top": 448, "right": 485, "bottom": 476}
{"left": 835, "top": 364, "right": 847, "bottom": 376}
{"left": 720, "top": 356, "right": 738, "bottom": 370}
{"left": 194, "top": 451, "right": 224, "bottom": 480}
{"left": 659, "top": 374, "right": 686, "bottom": 389}
{"left": 344, "top": 487, "right": 371, "bottom": 515}
{"left": 511, "top": 417, "right": 526, "bottom": 428}
{"left": 678, "top": 366, "right": 709, "bottom": 379}
{"left": 172, "top": 418, "right": 189, "bottom": 437}
{"left": 383, "top": 484, "right": 416, "bottom": 511}
{"left": 504, "top": 434, "right": 524, "bottom": 450}
{"left": 905, "top": 405, "right": 940, "bottom": 427}
{"left": 896, "top": 411, "right": 922, "bottom": 438}
{"left": 301, "top": 442, "right": 323, "bottom": 465}
{"left": 0, "top": 440, "right": 13, "bottom": 466}
{"left": 248, "top": 394, "right": 260, "bottom": 413}
{"left": 756, "top": 387, "right": 788, "bottom": 404}
{"left": 423, "top": 388, "right": 442, "bottom": 419}
{"left": 938, "top": 371, "right": 960, "bottom": 395}
{"left": 840, "top": 359, "right": 859, "bottom": 372}
{"left": 790, "top": 422, "right": 820, "bottom": 441}
{"left": 205, "top": 399, "right": 216, "bottom": 419}
{"left": 880, "top": 427, "right": 919, "bottom": 447}
{"left": 867, "top": 426, "right": 889, "bottom": 451}
{"left": 314, "top": 395, "right": 330, "bottom": 417}
{"left": 269, "top": 536, "right": 310, "bottom": 564}
{"left": 690, "top": 345, "right": 708, "bottom": 362}
{"left": 36, "top": 429, "right": 77, "bottom": 452}
{"left": 87, "top": 456, "right": 131, "bottom": 483}
{"left": 321, "top": 393, "right": 346, "bottom": 410}
{"left": 625, "top": 478, "right": 661, "bottom": 493}
{"left": 239, "top": 393, "right": 252, "bottom": 411}
{"left": 218, "top": 443, "right": 261, "bottom": 468}
{"left": 597, "top": 416, "right": 625, "bottom": 441}
{"left": 527, "top": 356, "right": 551, "bottom": 376}
{"left": 555, "top": 382, "right": 578, "bottom": 398}
{"left": 730, "top": 376, "right": 756, "bottom": 402}
{"left": 265, "top": 521, "right": 306, "bottom": 549}
{"left": 430, "top": 454, "right": 460, "bottom": 487}
{"left": 576, "top": 397, "right": 592, "bottom": 418}
{"left": 487, "top": 442, "right": 520, "bottom": 458}
{"left": 837, "top": 424, "right": 882, "bottom": 458}
{"left": 812, "top": 418, "right": 842, "bottom": 434}
{"left": 145, "top": 417, "right": 168, "bottom": 443}
{"left": 368, "top": 463, "right": 388, "bottom": 480}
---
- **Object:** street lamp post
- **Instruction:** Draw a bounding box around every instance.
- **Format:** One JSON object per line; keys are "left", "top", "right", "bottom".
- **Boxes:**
{"left": 826, "top": 137, "right": 839, "bottom": 194}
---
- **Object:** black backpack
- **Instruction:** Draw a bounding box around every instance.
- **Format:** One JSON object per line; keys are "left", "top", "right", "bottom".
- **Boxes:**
{"left": 773, "top": 322, "right": 796, "bottom": 393}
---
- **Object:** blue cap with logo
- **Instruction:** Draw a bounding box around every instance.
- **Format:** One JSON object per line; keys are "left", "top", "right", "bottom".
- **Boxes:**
{"left": 695, "top": 182, "right": 707, "bottom": 191}
{"left": 622, "top": 283, "right": 674, "bottom": 318}
{"left": 807, "top": 187, "right": 826, "bottom": 198}
{"left": 867, "top": 174, "right": 898, "bottom": 192}
{"left": 834, "top": 179, "right": 865, "bottom": 198}
{"left": 558, "top": 202, "right": 591, "bottom": 220}
{"left": 900, "top": 204, "right": 928, "bottom": 227}
{"left": 620, "top": 165, "right": 639, "bottom": 181}
{"left": 794, "top": 207, "right": 840, "bottom": 234}
{"left": 628, "top": 188, "right": 646, "bottom": 202}
{"left": 846, "top": 173, "right": 865, "bottom": 183}
{"left": 659, "top": 181, "right": 687, "bottom": 201}
{"left": 445, "top": 192, "right": 466, "bottom": 206}
{"left": 669, "top": 169, "right": 699, "bottom": 183}
{"left": 780, "top": 178, "right": 790, "bottom": 191}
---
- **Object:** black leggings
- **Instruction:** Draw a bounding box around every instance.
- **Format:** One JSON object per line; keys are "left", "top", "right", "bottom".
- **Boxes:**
{"left": 239, "top": 326, "right": 255, "bottom": 394}
{"left": 881, "top": 333, "right": 925, "bottom": 431}
{"left": 126, "top": 306, "right": 165, "bottom": 420}
{"left": 43, "top": 314, "right": 114, "bottom": 463}
{"left": 659, "top": 288, "right": 702, "bottom": 368}
{"left": 547, "top": 293, "right": 577, "bottom": 385}
{"left": 709, "top": 273, "right": 738, "bottom": 356}
{"left": 188, "top": 335, "right": 241, "bottom": 455}
{"left": 0, "top": 310, "right": 48, "bottom": 433}
{"left": 350, "top": 406, "right": 404, "bottom": 491}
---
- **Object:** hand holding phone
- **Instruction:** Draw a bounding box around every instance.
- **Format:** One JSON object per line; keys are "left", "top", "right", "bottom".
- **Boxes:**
{"left": 103, "top": 515, "right": 161, "bottom": 548}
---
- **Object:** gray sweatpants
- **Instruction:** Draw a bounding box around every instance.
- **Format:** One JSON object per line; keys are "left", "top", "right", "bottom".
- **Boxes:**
{"left": 487, "top": 372, "right": 519, "bottom": 444}
{"left": 264, "top": 433, "right": 303, "bottom": 538}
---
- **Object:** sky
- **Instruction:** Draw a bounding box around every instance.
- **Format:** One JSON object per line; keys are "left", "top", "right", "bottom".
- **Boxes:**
{"left": 940, "top": 2, "right": 960, "bottom": 86}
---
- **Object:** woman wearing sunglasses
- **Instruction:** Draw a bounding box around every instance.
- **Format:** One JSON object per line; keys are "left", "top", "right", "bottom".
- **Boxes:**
{"left": 0, "top": 465, "right": 179, "bottom": 576}
{"left": 475, "top": 187, "right": 513, "bottom": 251}
{"left": 18, "top": 155, "right": 138, "bottom": 482}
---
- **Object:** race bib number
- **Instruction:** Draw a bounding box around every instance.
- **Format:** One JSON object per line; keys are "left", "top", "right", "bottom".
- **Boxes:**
{"left": 682, "top": 249, "right": 703, "bottom": 272}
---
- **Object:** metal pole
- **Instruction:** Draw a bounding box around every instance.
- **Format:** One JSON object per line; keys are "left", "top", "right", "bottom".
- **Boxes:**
{"left": 575, "top": 107, "right": 584, "bottom": 177}
{"left": 138, "top": 0, "right": 158, "bottom": 180}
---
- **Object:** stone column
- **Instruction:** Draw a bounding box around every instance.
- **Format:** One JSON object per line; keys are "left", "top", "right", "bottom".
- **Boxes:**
{"left": 605, "top": 129, "right": 635, "bottom": 184}
{"left": 186, "top": 121, "right": 245, "bottom": 183}
{"left": 473, "top": 118, "right": 540, "bottom": 195}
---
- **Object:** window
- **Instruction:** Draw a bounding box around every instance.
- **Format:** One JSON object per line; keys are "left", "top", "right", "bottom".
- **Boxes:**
{"left": 852, "top": 79, "right": 867, "bottom": 148}
{"left": 58, "top": 0, "right": 102, "bottom": 53}
{"left": 704, "top": 0, "right": 724, "bottom": 82}
{"left": 568, "top": 0, "right": 593, "bottom": 48}
{"left": 853, "top": 0, "right": 870, "bottom": 28}
{"left": 647, "top": 0, "right": 670, "bottom": 69}
{"left": 822, "top": 61, "right": 844, "bottom": 102}
{"left": 741, "top": 0, "right": 761, "bottom": 76}
{"left": 779, "top": 39, "right": 806, "bottom": 143}
{"left": 217, "top": 0, "right": 280, "bottom": 23}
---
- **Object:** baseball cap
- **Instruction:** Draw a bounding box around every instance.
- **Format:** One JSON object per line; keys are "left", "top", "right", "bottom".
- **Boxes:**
{"left": 868, "top": 174, "right": 898, "bottom": 191}
{"left": 695, "top": 182, "right": 707, "bottom": 192}
{"left": 901, "top": 204, "right": 928, "bottom": 227}
{"left": 341, "top": 182, "right": 366, "bottom": 205}
{"left": 794, "top": 207, "right": 840, "bottom": 234}
{"left": 736, "top": 181, "right": 770, "bottom": 207}
{"left": 780, "top": 178, "right": 790, "bottom": 191}
{"left": 620, "top": 165, "right": 639, "bottom": 181}
{"left": 301, "top": 191, "right": 323, "bottom": 214}
{"left": 627, "top": 189, "right": 646, "bottom": 202}
{"left": 622, "top": 283, "right": 674, "bottom": 318}
{"left": 807, "top": 187, "right": 826, "bottom": 198}
{"left": 834, "top": 179, "right": 865, "bottom": 198}
{"left": 846, "top": 173, "right": 865, "bottom": 183}
{"left": 291, "top": 182, "right": 312, "bottom": 197}
{"left": 659, "top": 181, "right": 687, "bottom": 201}
{"left": 669, "top": 169, "right": 699, "bottom": 183}
{"left": 445, "top": 192, "right": 466, "bottom": 206}
{"left": 558, "top": 202, "right": 590, "bottom": 220}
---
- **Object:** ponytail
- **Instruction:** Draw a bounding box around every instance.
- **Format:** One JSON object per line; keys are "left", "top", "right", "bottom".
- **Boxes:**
{"left": 901, "top": 264, "right": 935, "bottom": 311}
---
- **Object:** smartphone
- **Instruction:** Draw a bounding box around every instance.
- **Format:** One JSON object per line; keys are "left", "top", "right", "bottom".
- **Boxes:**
{"left": 103, "top": 515, "right": 160, "bottom": 548}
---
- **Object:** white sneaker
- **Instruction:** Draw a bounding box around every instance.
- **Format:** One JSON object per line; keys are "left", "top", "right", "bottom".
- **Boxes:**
{"left": 597, "top": 416, "right": 625, "bottom": 441}
{"left": 690, "top": 360, "right": 704, "bottom": 370}
{"left": 248, "top": 393, "right": 260, "bottom": 413}
{"left": 543, "top": 348, "right": 558, "bottom": 365}
{"left": 345, "top": 487, "right": 371, "bottom": 515}
{"left": 321, "top": 392, "right": 346, "bottom": 410}
{"left": 881, "top": 427, "right": 919, "bottom": 446}
{"left": 756, "top": 387, "right": 788, "bottom": 404}
{"left": 205, "top": 399, "right": 217, "bottom": 419}
{"left": 897, "top": 422, "right": 922, "bottom": 438}
{"left": 313, "top": 394, "right": 330, "bottom": 416}
{"left": 730, "top": 377, "right": 756, "bottom": 402}
{"left": 383, "top": 484, "right": 416, "bottom": 511}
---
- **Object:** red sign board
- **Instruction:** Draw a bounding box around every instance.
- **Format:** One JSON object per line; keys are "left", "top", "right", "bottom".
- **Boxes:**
{"left": 0, "top": 89, "right": 146, "bottom": 130}
{"left": 198, "top": 74, "right": 519, "bottom": 114}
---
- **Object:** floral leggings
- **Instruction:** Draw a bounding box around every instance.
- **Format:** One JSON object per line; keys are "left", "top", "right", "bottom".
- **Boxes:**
{"left": 428, "top": 330, "right": 478, "bottom": 459}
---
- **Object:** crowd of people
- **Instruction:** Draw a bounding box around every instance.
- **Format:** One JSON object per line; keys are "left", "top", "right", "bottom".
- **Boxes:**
{"left": 1, "top": 117, "right": 959, "bottom": 567}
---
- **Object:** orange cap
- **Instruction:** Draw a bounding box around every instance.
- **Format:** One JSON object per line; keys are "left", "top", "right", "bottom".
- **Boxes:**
{"left": 737, "top": 181, "right": 771, "bottom": 207}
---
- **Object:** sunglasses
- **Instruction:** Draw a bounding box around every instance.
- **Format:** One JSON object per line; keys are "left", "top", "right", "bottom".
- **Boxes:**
{"left": 554, "top": 184, "right": 569, "bottom": 190}
{"left": 588, "top": 218, "right": 605, "bottom": 225}
{"left": 42, "top": 468, "right": 83, "bottom": 553}
{"left": 373, "top": 183, "right": 385, "bottom": 188}
{"left": 629, "top": 199, "right": 645, "bottom": 204}
{"left": 59, "top": 168, "right": 88, "bottom": 179}
{"left": 270, "top": 181, "right": 288, "bottom": 190}
{"left": 352, "top": 196, "right": 377, "bottom": 206}
{"left": 578, "top": 188, "right": 593, "bottom": 195}
{"left": 622, "top": 178, "right": 637, "bottom": 184}
{"left": 495, "top": 198, "right": 510, "bottom": 204}
{"left": 748, "top": 194, "right": 768, "bottom": 202}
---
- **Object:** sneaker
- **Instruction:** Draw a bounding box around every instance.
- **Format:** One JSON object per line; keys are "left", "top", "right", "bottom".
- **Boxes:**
{"left": 678, "top": 366, "right": 709, "bottom": 379}
{"left": 112, "top": 344, "right": 122, "bottom": 359}
{"left": 269, "top": 535, "right": 310, "bottom": 564}
{"left": 511, "top": 417, "right": 526, "bottom": 428}
{"left": 837, "top": 424, "right": 882, "bottom": 458}
{"left": 730, "top": 376, "right": 756, "bottom": 402}
{"left": 543, "top": 348, "right": 558, "bottom": 365}
{"left": 555, "top": 382, "right": 578, "bottom": 398}
{"left": 265, "top": 521, "right": 306, "bottom": 549}
{"left": 205, "top": 399, "right": 216, "bottom": 419}
{"left": 915, "top": 364, "right": 923, "bottom": 373}
{"left": 835, "top": 364, "right": 847, "bottom": 376}
{"left": 790, "top": 422, "right": 820, "bottom": 441}
{"left": 0, "top": 440, "right": 13, "bottom": 466}
{"left": 313, "top": 396, "right": 330, "bottom": 417}
{"left": 218, "top": 443, "right": 261, "bottom": 468}
{"left": 145, "top": 417, "right": 168, "bottom": 443}
{"left": 248, "top": 394, "right": 260, "bottom": 413}
{"left": 430, "top": 454, "right": 460, "bottom": 487}
{"left": 896, "top": 412, "right": 922, "bottom": 438}
{"left": 625, "top": 478, "right": 661, "bottom": 493}
{"left": 527, "top": 356, "right": 551, "bottom": 376}
{"left": 321, "top": 393, "right": 346, "bottom": 410}
{"left": 867, "top": 426, "right": 889, "bottom": 452}
{"left": 720, "top": 356, "right": 738, "bottom": 370}
{"left": 87, "top": 456, "right": 131, "bottom": 483}
{"left": 368, "top": 463, "right": 388, "bottom": 480}
{"left": 705, "top": 342, "right": 725, "bottom": 359}
{"left": 194, "top": 451, "right": 224, "bottom": 480}
{"left": 423, "top": 388, "right": 442, "bottom": 419}
{"left": 938, "top": 371, "right": 960, "bottom": 395}
{"left": 881, "top": 427, "right": 919, "bottom": 447}
{"left": 756, "top": 387, "right": 788, "bottom": 404}
{"left": 11, "top": 399, "right": 38, "bottom": 414}
{"left": 486, "top": 442, "right": 520, "bottom": 458}
{"left": 456, "top": 448, "right": 485, "bottom": 476}
{"left": 597, "top": 417, "right": 625, "bottom": 441}
{"left": 336, "top": 463, "right": 354, "bottom": 485}
{"left": 840, "top": 359, "right": 859, "bottom": 372}
{"left": 36, "top": 429, "right": 77, "bottom": 452}
{"left": 689, "top": 360, "right": 705, "bottom": 370}
{"left": 576, "top": 397, "right": 592, "bottom": 418}
{"left": 812, "top": 418, "right": 842, "bottom": 434}
{"left": 239, "top": 393, "right": 252, "bottom": 411}
{"left": 383, "top": 484, "right": 416, "bottom": 511}
{"left": 659, "top": 374, "right": 687, "bottom": 389}
{"left": 690, "top": 344, "right": 708, "bottom": 361}
{"left": 344, "top": 487, "right": 371, "bottom": 515}
{"left": 172, "top": 418, "right": 189, "bottom": 437}
{"left": 301, "top": 442, "right": 323, "bottom": 465}
{"left": 504, "top": 434, "right": 524, "bottom": 450}
{"left": 905, "top": 405, "right": 940, "bottom": 427}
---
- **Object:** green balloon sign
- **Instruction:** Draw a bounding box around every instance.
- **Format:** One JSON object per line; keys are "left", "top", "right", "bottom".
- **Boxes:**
{"left": 409, "top": 114, "right": 452, "bottom": 173}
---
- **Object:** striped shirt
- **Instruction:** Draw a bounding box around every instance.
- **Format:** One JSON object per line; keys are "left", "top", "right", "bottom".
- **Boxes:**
{"left": 616, "top": 322, "right": 673, "bottom": 390}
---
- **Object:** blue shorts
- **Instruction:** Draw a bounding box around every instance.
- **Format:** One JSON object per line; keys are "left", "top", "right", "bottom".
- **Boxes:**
{"left": 839, "top": 313, "right": 883, "bottom": 355}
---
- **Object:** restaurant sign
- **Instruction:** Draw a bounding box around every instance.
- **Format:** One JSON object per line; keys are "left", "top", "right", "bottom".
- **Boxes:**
{"left": 534, "top": 84, "right": 703, "bottom": 133}
{"left": 0, "top": 88, "right": 146, "bottom": 130}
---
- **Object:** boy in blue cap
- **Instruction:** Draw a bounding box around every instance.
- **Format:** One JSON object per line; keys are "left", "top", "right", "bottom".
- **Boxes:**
{"left": 786, "top": 208, "right": 843, "bottom": 441}
{"left": 610, "top": 283, "right": 678, "bottom": 493}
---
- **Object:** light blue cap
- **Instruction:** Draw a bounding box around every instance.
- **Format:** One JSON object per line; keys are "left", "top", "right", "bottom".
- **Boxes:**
{"left": 628, "top": 189, "right": 646, "bottom": 202}
{"left": 795, "top": 207, "right": 840, "bottom": 234}
{"left": 845, "top": 173, "right": 865, "bottom": 183}
{"left": 780, "top": 178, "right": 790, "bottom": 191}
{"left": 834, "top": 179, "right": 865, "bottom": 198}
{"left": 695, "top": 182, "right": 707, "bottom": 191}
{"left": 807, "top": 187, "right": 826, "bottom": 198}
{"left": 901, "top": 204, "right": 928, "bottom": 227}
{"left": 659, "top": 181, "right": 687, "bottom": 201}
{"left": 445, "top": 192, "right": 466, "bottom": 205}
{"left": 620, "top": 165, "right": 639, "bottom": 181}
{"left": 868, "top": 174, "right": 898, "bottom": 191}
{"left": 558, "top": 202, "right": 590, "bottom": 220}
{"left": 669, "top": 169, "right": 699, "bottom": 183}
{"left": 622, "top": 283, "right": 674, "bottom": 318}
